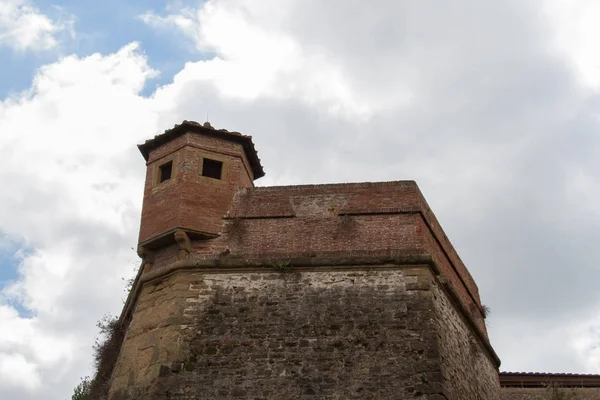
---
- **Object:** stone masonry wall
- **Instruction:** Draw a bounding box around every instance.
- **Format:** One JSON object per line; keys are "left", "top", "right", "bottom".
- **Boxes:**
{"left": 431, "top": 280, "right": 500, "bottom": 400}
{"left": 109, "top": 266, "right": 453, "bottom": 399}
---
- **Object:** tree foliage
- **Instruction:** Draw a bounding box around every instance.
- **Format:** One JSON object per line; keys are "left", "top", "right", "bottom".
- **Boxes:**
{"left": 71, "top": 376, "right": 91, "bottom": 400}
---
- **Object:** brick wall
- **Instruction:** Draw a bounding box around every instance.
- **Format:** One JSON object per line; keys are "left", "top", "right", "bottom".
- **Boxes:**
{"left": 138, "top": 132, "right": 254, "bottom": 243}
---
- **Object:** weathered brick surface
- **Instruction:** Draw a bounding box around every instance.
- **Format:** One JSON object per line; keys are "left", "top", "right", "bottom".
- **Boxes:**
{"left": 416, "top": 192, "right": 481, "bottom": 304}
{"left": 139, "top": 132, "right": 254, "bottom": 243}
{"left": 220, "top": 213, "right": 423, "bottom": 256}
{"left": 225, "top": 182, "right": 421, "bottom": 218}
{"left": 420, "top": 217, "right": 487, "bottom": 334}
{"left": 501, "top": 387, "right": 600, "bottom": 400}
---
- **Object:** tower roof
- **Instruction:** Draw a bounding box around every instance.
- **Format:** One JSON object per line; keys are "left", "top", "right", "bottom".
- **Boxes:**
{"left": 138, "top": 120, "right": 265, "bottom": 179}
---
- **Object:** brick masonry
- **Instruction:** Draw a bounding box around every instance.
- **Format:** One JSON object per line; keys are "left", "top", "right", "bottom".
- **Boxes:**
{"left": 138, "top": 131, "right": 255, "bottom": 244}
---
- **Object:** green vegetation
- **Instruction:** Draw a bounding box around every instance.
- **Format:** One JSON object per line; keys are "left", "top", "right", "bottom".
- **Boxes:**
{"left": 271, "top": 260, "right": 291, "bottom": 271}
{"left": 69, "top": 314, "right": 123, "bottom": 400}
{"left": 70, "top": 376, "right": 90, "bottom": 400}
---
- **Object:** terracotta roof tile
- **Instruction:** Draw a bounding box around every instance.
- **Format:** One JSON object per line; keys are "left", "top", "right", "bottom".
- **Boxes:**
{"left": 138, "top": 120, "right": 264, "bottom": 179}
{"left": 500, "top": 372, "right": 600, "bottom": 387}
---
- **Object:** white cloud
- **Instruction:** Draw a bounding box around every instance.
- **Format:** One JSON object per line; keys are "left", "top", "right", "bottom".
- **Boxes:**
{"left": 570, "top": 313, "right": 600, "bottom": 371}
{"left": 141, "top": 0, "right": 403, "bottom": 119}
{"left": 0, "top": 43, "right": 158, "bottom": 399}
{"left": 0, "top": 0, "right": 73, "bottom": 52}
{"left": 0, "top": 305, "right": 71, "bottom": 392}
{"left": 0, "top": 352, "right": 41, "bottom": 392}
{"left": 3, "top": 0, "right": 600, "bottom": 398}
{"left": 542, "top": 0, "right": 600, "bottom": 89}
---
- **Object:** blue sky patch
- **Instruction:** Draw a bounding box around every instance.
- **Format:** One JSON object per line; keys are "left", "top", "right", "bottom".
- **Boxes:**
{"left": 0, "top": 233, "right": 33, "bottom": 317}
{"left": 1, "top": 0, "right": 212, "bottom": 98}
{"left": 0, "top": 233, "right": 26, "bottom": 287}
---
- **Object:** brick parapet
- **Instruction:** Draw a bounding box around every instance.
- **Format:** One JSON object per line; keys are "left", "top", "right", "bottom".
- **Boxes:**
{"left": 416, "top": 189, "right": 482, "bottom": 305}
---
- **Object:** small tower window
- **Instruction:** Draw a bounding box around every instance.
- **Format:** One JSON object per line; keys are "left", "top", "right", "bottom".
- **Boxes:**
{"left": 202, "top": 158, "right": 223, "bottom": 180}
{"left": 158, "top": 161, "right": 173, "bottom": 183}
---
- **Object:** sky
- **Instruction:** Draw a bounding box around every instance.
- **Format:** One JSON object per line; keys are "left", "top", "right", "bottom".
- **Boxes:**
{"left": 1, "top": 0, "right": 600, "bottom": 398}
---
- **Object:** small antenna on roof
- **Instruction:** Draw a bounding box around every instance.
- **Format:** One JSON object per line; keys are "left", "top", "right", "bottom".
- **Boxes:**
{"left": 203, "top": 112, "right": 213, "bottom": 129}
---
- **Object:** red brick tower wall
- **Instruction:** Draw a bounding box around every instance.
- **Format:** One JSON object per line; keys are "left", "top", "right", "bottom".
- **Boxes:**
{"left": 138, "top": 126, "right": 258, "bottom": 245}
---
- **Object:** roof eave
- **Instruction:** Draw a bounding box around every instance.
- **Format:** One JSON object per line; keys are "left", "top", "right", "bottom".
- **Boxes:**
{"left": 137, "top": 121, "right": 265, "bottom": 179}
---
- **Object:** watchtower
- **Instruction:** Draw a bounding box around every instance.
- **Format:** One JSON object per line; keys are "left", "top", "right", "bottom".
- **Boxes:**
{"left": 136, "top": 121, "right": 264, "bottom": 260}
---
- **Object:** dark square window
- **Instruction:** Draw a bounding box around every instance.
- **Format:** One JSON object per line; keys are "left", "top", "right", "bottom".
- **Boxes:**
{"left": 202, "top": 158, "right": 223, "bottom": 180}
{"left": 159, "top": 161, "right": 173, "bottom": 183}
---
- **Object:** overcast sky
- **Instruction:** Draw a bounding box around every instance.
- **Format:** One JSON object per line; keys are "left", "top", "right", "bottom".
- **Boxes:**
{"left": 1, "top": 0, "right": 600, "bottom": 398}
